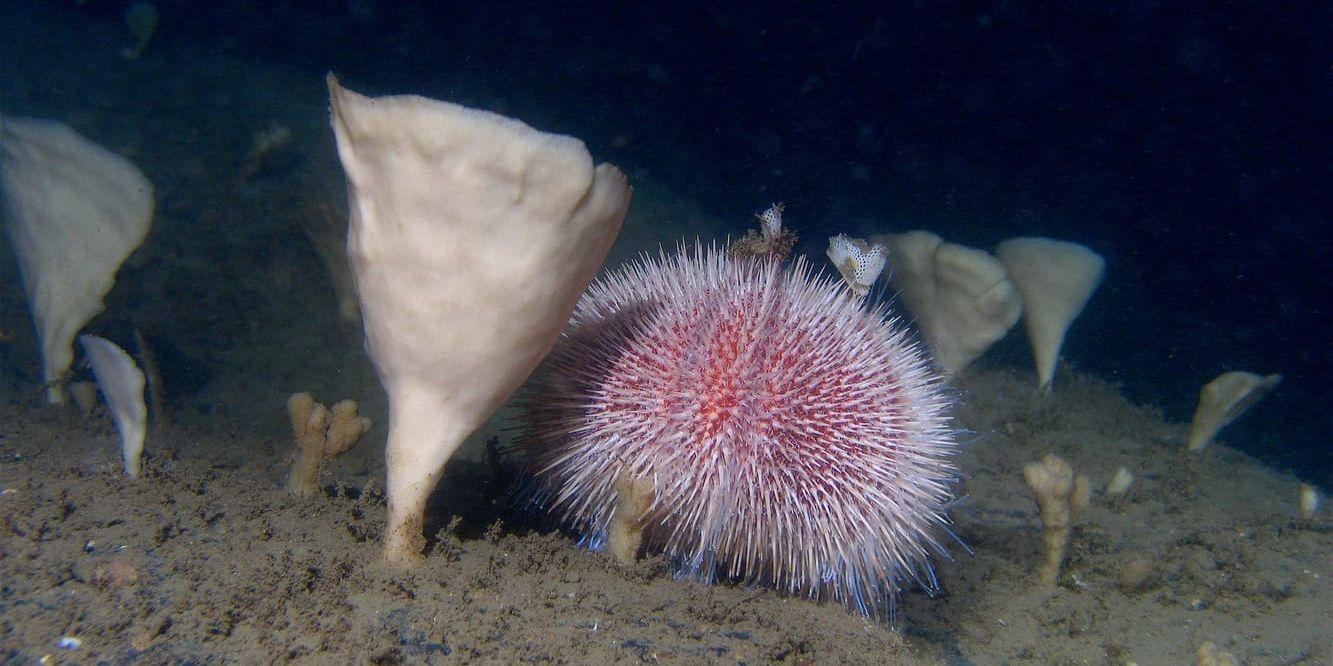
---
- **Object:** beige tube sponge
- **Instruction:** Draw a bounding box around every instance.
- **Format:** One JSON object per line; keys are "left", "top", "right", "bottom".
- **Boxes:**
{"left": 1024, "top": 453, "right": 1091, "bottom": 586}
{"left": 1187, "top": 371, "right": 1281, "bottom": 451}
{"left": 0, "top": 116, "right": 154, "bottom": 404}
{"left": 607, "top": 472, "right": 656, "bottom": 566}
{"left": 327, "top": 75, "right": 631, "bottom": 563}
{"left": 78, "top": 335, "right": 147, "bottom": 477}
{"left": 996, "top": 237, "right": 1105, "bottom": 393}
{"left": 876, "top": 231, "right": 1022, "bottom": 374}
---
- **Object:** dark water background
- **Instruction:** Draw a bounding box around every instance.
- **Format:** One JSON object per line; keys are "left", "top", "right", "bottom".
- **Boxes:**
{"left": 14, "top": 1, "right": 1332, "bottom": 486}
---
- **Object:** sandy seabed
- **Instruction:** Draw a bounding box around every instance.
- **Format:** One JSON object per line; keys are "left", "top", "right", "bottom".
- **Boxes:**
{"left": 2, "top": 367, "right": 1328, "bottom": 664}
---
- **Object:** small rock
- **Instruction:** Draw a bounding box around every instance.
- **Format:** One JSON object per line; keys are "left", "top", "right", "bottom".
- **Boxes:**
{"left": 1119, "top": 556, "right": 1156, "bottom": 594}
{"left": 91, "top": 558, "right": 140, "bottom": 591}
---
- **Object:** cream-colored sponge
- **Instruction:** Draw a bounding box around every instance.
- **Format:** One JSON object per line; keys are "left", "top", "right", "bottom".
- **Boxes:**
{"left": 996, "top": 237, "right": 1104, "bottom": 393}
{"left": 0, "top": 116, "right": 154, "bottom": 404}
{"left": 328, "top": 75, "right": 630, "bottom": 563}
{"left": 78, "top": 335, "right": 148, "bottom": 477}
{"left": 1187, "top": 371, "right": 1281, "bottom": 451}
{"left": 877, "top": 231, "right": 1022, "bottom": 374}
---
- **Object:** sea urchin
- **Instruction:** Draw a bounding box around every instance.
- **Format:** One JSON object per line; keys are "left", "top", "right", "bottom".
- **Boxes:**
{"left": 521, "top": 244, "right": 957, "bottom": 615}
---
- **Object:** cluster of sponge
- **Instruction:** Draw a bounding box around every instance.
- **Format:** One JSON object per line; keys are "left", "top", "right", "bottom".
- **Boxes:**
{"left": 874, "top": 231, "right": 1104, "bottom": 393}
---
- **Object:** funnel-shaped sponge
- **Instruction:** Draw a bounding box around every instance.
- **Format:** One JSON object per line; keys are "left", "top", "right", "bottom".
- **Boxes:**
{"left": 1, "top": 116, "right": 154, "bottom": 403}
{"left": 877, "top": 231, "right": 1022, "bottom": 374}
{"left": 327, "top": 75, "right": 631, "bottom": 563}
{"left": 78, "top": 335, "right": 147, "bottom": 477}
{"left": 996, "top": 237, "right": 1104, "bottom": 393}
{"left": 1187, "top": 371, "right": 1281, "bottom": 451}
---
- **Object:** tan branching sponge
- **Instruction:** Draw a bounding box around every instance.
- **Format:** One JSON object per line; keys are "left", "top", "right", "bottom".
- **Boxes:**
{"left": 1023, "top": 453, "right": 1091, "bottom": 586}
{"left": 286, "top": 392, "right": 372, "bottom": 498}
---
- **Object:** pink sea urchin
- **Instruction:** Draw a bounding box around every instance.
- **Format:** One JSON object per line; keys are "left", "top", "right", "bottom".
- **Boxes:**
{"left": 522, "top": 245, "right": 957, "bottom": 615}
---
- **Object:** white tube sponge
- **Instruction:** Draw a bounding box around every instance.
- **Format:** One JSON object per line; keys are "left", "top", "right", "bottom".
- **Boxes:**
{"left": 0, "top": 116, "right": 154, "bottom": 404}
{"left": 327, "top": 75, "right": 631, "bottom": 563}
{"left": 877, "top": 231, "right": 1022, "bottom": 375}
{"left": 996, "top": 237, "right": 1105, "bottom": 393}
{"left": 78, "top": 335, "right": 147, "bottom": 477}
